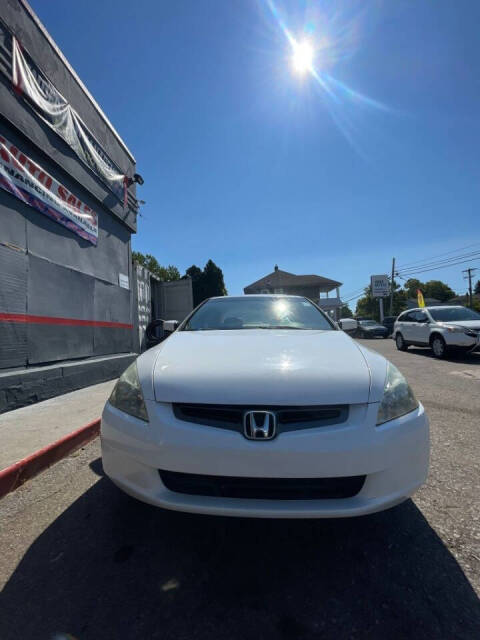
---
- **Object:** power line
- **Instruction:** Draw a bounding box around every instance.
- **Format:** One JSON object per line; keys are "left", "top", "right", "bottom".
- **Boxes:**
{"left": 396, "top": 241, "right": 480, "bottom": 270}
{"left": 342, "top": 291, "right": 367, "bottom": 305}
{"left": 340, "top": 285, "right": 366, "bottom": 300}
{"left": 397, "top": 249, "right": 480, "bottom": 273}
{"left": 397, "top": 251, "right": 480, "bottom": 276}
{"left": 396, "top": 255, "right": 480, "bottom": 278}
{"left": 343, "top": 245, "right": 480, "bottom": 307}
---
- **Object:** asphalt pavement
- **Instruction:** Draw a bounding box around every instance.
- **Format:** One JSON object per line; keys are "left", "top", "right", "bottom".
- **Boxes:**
{"left": 0, "top": 338, "right": 479, "bottom": 640}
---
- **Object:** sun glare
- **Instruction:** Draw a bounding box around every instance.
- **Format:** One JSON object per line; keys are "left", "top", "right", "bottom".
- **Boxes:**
{"left": 291, "top": 40, "right": 314, "bottom": 74}
{"left": 273, "top": 299, "right": 289, "bottom": 316}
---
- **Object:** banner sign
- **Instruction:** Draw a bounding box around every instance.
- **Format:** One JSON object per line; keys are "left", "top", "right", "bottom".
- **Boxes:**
{"left": 12, "top": 37, "right": 127, "bottom": 206}
{"left": 0, "top": 133, "right": 98, "bottom": 244}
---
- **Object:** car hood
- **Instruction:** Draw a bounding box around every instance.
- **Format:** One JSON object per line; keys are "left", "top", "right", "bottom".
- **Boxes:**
{"left": 152, "top": 329, "right": 373, "bottom": 405}
{"left": 442, "top": 321, "right": 480, "bottom": 331}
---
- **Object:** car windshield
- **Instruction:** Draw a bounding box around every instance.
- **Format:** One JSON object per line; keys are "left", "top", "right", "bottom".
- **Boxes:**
{"left": 182, "top": 297, "right": 334, "bottom": 331}
{"left": 359, "top": 320, "right": 377, "bottom": 326}
{"left": 429, "top": 307, "right": 480, "bottom": 322}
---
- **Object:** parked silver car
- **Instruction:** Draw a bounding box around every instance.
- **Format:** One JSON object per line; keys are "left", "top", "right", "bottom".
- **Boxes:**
{"left": 393, "top": 306, "right": 480, "bottom": 358}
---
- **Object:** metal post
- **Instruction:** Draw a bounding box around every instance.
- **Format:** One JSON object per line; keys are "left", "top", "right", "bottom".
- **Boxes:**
{"left": 379, "top": 298, "right": 384, "bottom": 323}
{"left": 462, "top": 267, "right": 476, "bottom": 309}
{"left": 389, "top": 257, "right": 395, "bottom": 316}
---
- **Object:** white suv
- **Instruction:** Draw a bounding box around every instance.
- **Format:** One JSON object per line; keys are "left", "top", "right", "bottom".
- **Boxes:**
{"left": 394, "top": 306, "right": 480, "bottom": 358}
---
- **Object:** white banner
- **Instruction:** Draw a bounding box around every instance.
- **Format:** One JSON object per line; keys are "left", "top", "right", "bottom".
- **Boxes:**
{"left": 12, "top": 37, "right": 127, "bottom": 205}
{"left": 0, "top": 133, "right": 98, "bottom": 244}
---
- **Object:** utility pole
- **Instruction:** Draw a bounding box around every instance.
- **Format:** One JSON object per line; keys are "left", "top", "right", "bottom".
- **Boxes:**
{"left": 463, "top": 267, "right": 477, "bottom": 308}
{"left": 389, "top": 257, "right": 395, "bottom": 316}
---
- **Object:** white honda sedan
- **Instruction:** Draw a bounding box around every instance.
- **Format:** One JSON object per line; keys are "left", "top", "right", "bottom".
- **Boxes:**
{"left": 101, "top": 295, "right": 429, "bottom": 518}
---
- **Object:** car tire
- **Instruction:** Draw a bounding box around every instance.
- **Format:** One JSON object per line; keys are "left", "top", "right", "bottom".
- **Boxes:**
{"left": 431, "top": 334, "right": 447, "bottom": 359}
{"left": 395, "top": 333, "right": 408, "bottom": 351}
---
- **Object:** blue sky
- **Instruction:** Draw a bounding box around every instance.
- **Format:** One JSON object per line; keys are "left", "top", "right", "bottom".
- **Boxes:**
{"left": 31, "top": 0, "right": 480, "bottom": 306}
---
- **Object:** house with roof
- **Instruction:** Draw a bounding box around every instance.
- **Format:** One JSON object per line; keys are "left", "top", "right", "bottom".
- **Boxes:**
{"left": 244, "top": 266, "right": 343, "bottom": 318}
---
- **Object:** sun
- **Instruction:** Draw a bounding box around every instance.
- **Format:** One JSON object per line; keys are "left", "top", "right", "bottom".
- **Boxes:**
{"left": 291, "top": 40, "right": 314, "bottom": 75}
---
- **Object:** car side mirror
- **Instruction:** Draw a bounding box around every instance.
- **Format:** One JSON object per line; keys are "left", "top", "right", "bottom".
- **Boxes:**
{"left": 163, "top": 319, "right": 179, "bottom": 334}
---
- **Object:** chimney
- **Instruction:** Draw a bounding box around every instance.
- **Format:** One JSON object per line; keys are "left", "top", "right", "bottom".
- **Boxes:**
{"left": 274, "top": 264, "right": 279, "bottom": 272}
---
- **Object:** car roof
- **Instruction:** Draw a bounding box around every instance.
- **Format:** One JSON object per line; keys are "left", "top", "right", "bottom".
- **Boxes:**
{"left": 425, "top": 305, "right": 465, "bottom": 310}
{"left": 402, "top": 306, "right": 464, "bottom": 313}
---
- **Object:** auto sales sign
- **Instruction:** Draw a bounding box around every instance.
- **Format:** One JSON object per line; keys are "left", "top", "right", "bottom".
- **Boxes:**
{"left": 0, "top": 133, "right": 98, "bottom": 245}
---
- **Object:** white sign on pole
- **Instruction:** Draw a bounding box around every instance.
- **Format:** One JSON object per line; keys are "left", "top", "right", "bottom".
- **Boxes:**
{"left": 371, "top": 274, "right": 390, "bottom": 298}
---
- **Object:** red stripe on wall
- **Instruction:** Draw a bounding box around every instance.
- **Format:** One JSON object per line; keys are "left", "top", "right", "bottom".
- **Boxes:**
{"left": 0, "top": 312, "right": 133, "bottom": 329}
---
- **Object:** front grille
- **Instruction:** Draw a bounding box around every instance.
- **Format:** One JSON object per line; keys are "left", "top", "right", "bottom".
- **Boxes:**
{"left": 172, "top": 404, "right": 348, "bottom": 433}
{"left": 159, "top": 470, "right": 366, "bottom": 500}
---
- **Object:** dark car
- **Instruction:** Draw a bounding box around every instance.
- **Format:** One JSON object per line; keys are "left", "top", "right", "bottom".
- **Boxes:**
{"left": 382, "top": 316, "right": 397, "bottom": 336}
{"left": 356, "top": 319, "right": 389, "bottom": 339}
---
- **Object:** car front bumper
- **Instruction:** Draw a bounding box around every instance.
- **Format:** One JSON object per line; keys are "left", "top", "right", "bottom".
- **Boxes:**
{"left": 444, "top": 333, "right": 480, "bottom": 350}
{"left": 101, "top": 400, "right": 429, "bottom": 518}
{"left": 363, "top": 330, "right": 389, "bottom": 338}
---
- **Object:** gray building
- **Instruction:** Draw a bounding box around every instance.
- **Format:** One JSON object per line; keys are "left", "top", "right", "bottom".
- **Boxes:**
{"left": 244, "top": 266, "right": 343, "bottom": 318}
{"left": 0, "top": 1, "right": 141, "bottom": 411}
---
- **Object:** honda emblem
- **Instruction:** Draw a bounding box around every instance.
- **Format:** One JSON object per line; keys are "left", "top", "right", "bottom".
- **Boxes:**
{"left": 243, "top": 410, "right": 276, "bottom": 440}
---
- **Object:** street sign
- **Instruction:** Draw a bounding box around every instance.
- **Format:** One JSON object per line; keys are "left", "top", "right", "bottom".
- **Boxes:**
{"left": 371, "top": 274, "right": 390, "bottom": 298}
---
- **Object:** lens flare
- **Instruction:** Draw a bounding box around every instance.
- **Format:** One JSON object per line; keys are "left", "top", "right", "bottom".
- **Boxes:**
{"left": 291, "top": 40, "right": 314, "bottom": 74}
{"left": 273, "top": 299, "right": 289, "bottom": 316}
{"left": 263, "top": 0, "right": 391, "bottom": 155}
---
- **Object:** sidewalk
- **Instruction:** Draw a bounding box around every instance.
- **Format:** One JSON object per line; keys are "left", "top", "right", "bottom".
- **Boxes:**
{"left": 0, "top": 380, "right": 115, "bottom": 470}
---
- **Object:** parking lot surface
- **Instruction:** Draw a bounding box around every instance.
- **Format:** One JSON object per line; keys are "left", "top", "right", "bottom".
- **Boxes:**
{"left": 0, "top": 339, "right": 479, "bottom": 639}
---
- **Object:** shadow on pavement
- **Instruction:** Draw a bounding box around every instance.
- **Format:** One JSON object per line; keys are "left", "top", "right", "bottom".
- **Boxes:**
{"left": 407, "top": 347, "right": 480, "bottom": 365}
{"left": 1, "top": 467, "right": 479, "bottom": 640}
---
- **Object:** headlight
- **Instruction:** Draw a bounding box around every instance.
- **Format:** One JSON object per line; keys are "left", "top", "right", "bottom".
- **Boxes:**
{"left": 376, "top": 362, "right": 418, "bottom": 425}
{"left": 438, "top": 323, "right": 462, "bottom": 333}
{"left": 109, "top": 361, "right": 149, "bottom": 422}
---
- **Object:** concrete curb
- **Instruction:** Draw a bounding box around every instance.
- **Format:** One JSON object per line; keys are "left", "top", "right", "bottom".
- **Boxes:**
{"left": 0, "top": 418, "right": 100, "bottom": 499}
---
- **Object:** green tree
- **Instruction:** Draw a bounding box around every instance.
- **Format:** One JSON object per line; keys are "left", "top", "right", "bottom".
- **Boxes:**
{"left": 339, "top": 305, "right": 353, "bottom": 319}
{"left": 132, "top": 251, "right": 180, "bottom": 282}
{"left": 474, "top": 280, "right": 480, "bottom": 295}
{"left": 185, "top": 260, "right": 227, "bottom": 306}
{"left": 404, "top": 279, "right": 424, "bottom": 299}
{"left": 423, "top": 280, "right": 455, "bottom": 302}
{"left": 356, "top": 283, "right": 407, "bottom": 320}
{"left": 355, "top": 286, "right": 378, "bottom": 320}
{"left": 185, "top": 265, "right": 206, "bottom": 307}
{"left": 402, "top": 278, "right": 455, "bottom": 302}
{"left": 203, "top": 259, "right": 227, "bottom": 298}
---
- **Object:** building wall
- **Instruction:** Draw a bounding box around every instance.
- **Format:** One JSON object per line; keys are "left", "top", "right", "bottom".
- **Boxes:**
{"left": 0, "top": 3, "right": 137, "bottom": 370}
{"left": 0, "top": 8, "right": 137, "bottom": 227}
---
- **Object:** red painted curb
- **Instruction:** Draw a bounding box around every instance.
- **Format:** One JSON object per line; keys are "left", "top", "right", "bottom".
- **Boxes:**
{"left": 0, "top": 418, "right": 101, "bottom": 499}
